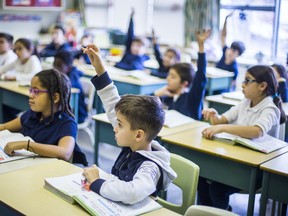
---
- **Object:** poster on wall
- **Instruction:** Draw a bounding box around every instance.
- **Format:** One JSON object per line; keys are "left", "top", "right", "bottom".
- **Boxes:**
{"left": 3, "top": 0, "right": 64, "bottom": 10}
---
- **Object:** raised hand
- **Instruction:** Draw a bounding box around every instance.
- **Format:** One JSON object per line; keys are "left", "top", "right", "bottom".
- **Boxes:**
{"left": 196, "top": 29, "right": 212, "bottom": 53}
{"left": 82, "top": 44, "right": 105, "bottom": 75}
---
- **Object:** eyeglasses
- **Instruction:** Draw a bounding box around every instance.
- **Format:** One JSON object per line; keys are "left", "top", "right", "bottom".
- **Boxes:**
{"left": 242, "top": 78, "right": 257, "bottom": 85}
{"left": 29, "top": 88, "right": 48, "bottom": 96}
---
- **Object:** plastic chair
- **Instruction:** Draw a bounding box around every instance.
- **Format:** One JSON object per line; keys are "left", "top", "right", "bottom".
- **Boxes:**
{"left": 184, "top": 205, "right": 239, "bottom": 216}
{"left": 78, "top": 77, "right": 96, "bottom": 147}
{"left": 158, "top": 153, "right": 200, "bottom": 215}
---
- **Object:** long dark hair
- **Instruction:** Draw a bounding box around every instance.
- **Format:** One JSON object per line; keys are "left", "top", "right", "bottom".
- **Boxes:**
{"left": 247, "top": 65, "right": 286, "bottom": 124}
{"left": 15, "top": 38, "right": 39, "bottom": 59}
{"left": 35, "top": 69, "right": 74, "bottom": 121}
{"left": 271, "top": 63, "right": 288, "bottom": 81}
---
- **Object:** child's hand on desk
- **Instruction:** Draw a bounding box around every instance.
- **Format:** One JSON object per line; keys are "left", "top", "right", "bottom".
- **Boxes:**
{"left": 202, "top": 125, "right": 224, "bottom": 139}
{"left": 4, "top": 141, "right": 25, "bottom": 155}
{"left": 83, "top": 164, "right": 100, "bottom": 184}
{"left": 202, "top": 108, "right": 219, "bottom": 121}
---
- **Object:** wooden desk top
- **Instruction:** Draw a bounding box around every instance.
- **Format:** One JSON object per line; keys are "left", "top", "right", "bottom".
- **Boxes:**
{"left": 205, "top": 94, "right": 240, "bottom": 106}
{"left": 0, "top": 81, "right": 80, "bottom": 96}
{"left": 260, "top": 152, "right": 288, "bottom": 177}
{"left": 0, "top": 159, "right": 179, "bottom": 216}
{"left": 162, "top": 126, "right": 288, "bottom": 167}
{"left": 92, "top": 113, "right": 209, "bottom": 138}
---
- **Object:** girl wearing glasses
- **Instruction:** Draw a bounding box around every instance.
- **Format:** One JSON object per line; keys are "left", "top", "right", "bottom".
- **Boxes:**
{"left": 199, "top": 65, "right": 286, "bottom": 210}
{"left": 1, "top": 69, "right": 88, "bottom": 166}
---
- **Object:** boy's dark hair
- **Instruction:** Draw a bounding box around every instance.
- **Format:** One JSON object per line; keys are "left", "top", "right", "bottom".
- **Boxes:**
{"left": 247, "top": 65, "right": 286, "bottom": 124}
{"left": 0, "top": 33, "right": 14, "bottom": 45}
{"left": 170, "top": 63, "right": 195, "bottom": 86}
{"left": 53, "top": 24, "right": 66, "bottom": 34}
{"left": 54, "top": 50, "right": 73, "bottom": 66}
{"left": 35, "top": 69, "right": 74, "bottom": 122}
{"left": 166, "top": 48, "right": 181, "bottom": 61}
{"left": 271, "top": 63, "right": 288, "bottom": 81}
{"left": 115, "top": 95, "right": 165, "bottom": 142}
{"left": 230, "top": 41, "right": 245, "bottom": 56}
{"left": 132, "top": 36, "right": 149, "bottom": 47}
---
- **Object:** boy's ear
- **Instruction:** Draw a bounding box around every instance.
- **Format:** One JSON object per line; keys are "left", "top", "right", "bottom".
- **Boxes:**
{"left": 182, "top": 80, "right": 189, "bottom": 88}
{"left": 135, "top": 129, "right": 145, "bottom": 142}
{"left": 53, "top": 93, "right": 60, "bottom": 104}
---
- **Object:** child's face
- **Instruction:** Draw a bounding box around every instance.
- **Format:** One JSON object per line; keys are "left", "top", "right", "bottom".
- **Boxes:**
{"left": 225, "top": 48, "right": 239, "bottom": 64}
{"left": 131, "top": 41, "right": 146, "bottom": 56}
{"left": 29, "top": 76, "right": 51, "bottom": 117}
{"left": 14, "top": 42, "right": 31, "bottom": 61}
{"left": 163, "top": 51, "right": 178, "bottom": 67}
{"left": 113, "top": 111, "right": 138, "bottom": 148}
{"left": 166, "top": 68, "right": 183, "bottom": 93}
{"left": 52, "top": 29, "right": 65, "bottom": 45}
{"left": 0, "top": 37, "right": 11, "bottom": 55}
{"left": 242, "top": 72, "right": 265, "bottom": 100}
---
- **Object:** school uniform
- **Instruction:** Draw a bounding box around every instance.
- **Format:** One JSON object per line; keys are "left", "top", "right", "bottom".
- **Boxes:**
{"left": 0, "top": 50, "right": 17, "bottom": 66}
{"left": 40, "top": 42, "right": 72, "bottom": 58}
{"left": 216, "top": 46, "right": 239, "bottom": 81}
{"left": 198, "top": 96, "right": 280, "bottom": 209}
{"left": 0, "top": 55, "right": 42, "bottom": 82}
{"left": 20, "top": 110, "right": 88, "bottom": 166}
{"left": 278, "top": 81, "right": 288, "bottom": 102}
{"left": 150, "top": 44, "right": 170, "bottom": 78}
{"left": 67, "top": 66, "right": 88, "bottom": 123}
{"left": 156, "top": 52, "right": 207, "bottom": 120}
{"left": 114, "top": 17, "right": 149, "bottom": 71}
{"left": 90, "top": 72, "right": 177, "bottom": 204}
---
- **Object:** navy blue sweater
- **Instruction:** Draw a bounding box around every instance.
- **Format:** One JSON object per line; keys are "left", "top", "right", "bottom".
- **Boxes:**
{"left": 160, "top": 53, "right": 207, "bottom": 120}
{"left": 150, "top": 44, "right": 170, "bottom": 78}
{"left": 216, "top": 46, "right": 238, "bottom": 80}
{"left": 115, "top": 17, "right": 149, "bottom": 71}
{"left": 40, "top": 42, "right": 72, "bottom": 58}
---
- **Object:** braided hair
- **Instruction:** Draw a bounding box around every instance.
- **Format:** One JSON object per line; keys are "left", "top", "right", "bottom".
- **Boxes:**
{"left": 35, "top": 69, "right": 74, "bottom": 121}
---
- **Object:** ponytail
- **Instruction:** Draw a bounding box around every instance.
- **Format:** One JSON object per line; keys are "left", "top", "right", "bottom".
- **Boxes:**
{"left": 272, "top": 94, "right": 287, "bottom": 124}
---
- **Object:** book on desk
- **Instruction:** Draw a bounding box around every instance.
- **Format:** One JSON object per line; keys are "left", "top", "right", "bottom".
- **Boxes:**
{"left": 213, "top": 132, "right": 287, "bottom": 154}
{"left": 44, "top": 171, "right": 162, "bottom": 216}
{"left": 164, "top": 110, "right": 196, "bottom": 128}
{"left": 0, "top": 130, "right": 37, "bottom": 163}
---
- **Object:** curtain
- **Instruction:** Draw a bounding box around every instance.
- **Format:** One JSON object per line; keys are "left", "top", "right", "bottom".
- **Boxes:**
{"left": 184, "top": 0, "right": 220, "bottom": 46}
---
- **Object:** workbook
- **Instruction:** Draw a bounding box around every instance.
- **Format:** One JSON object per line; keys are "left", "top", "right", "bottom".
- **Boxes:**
{"left": 0, "top": 130, "right": 36, "bottom": 163}
{"left": 44, "top": 172, "right": 162, "bottom": 216}
{"left": 213, "top": 132, "right": 287, "bottom": 153}
{"left": 164, "top": 110, "right": 195, "bottom": 128}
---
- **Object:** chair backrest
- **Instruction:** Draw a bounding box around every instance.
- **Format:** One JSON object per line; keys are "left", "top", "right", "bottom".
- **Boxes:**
{"left": 184, "top": 205, "right": 239, "bottom": 216}
{"left": 279, "top": 123, "right": 285, "bottom": 141}
{"left": 158, "top": 153, "right": 200, "bottom": 215}
{"left": 80, "top": 77, "right": 95, "bottom": 114}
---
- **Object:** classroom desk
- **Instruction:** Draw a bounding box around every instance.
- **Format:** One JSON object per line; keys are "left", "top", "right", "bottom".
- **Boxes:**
{"left": 0, "top": 81, "right": 80, "bottom": 123}
{"left": 161, "top": 126, "right": 288, "bottom": 216}
{"left": 259, "top": 152, "right": 288, "bottom": 216}
{"left": 92, "top": 113, "right": 209, "bottom": 165}
{"left": 77, "top": 64, "right": 167, "bottom": 113}
{"left": 0, "top": 159, "right": 179, "bottom": 216}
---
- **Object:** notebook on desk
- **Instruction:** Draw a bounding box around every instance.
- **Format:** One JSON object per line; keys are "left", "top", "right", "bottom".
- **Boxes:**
{"left": 222, "top": 91, "right": 244, "bottom": 101}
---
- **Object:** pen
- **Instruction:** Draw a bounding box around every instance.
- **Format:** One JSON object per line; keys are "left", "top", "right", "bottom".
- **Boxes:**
{"left": 81, "top": 178, "right": 90, "bottom": 191}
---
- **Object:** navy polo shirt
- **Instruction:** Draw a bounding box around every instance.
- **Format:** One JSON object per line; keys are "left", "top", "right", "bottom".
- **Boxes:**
{"left": 20, "top": 110, "right": 87, "bottom": 165}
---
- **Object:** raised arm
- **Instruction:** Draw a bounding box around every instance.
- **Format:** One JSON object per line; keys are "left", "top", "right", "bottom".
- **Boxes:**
{"left": 221, "top": 11, "right": 234, "bottom": 48}
{"left": 125, "top": 8, "right": 135, "bottom": 53}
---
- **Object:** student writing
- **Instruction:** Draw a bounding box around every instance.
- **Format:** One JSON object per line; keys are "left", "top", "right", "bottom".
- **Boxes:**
{"left": 0, "top": 32, "right": 17, "bottom": 67}
{"left": 199, "top": 65, "right": 286, "bottom": 210}
{"left": 2, "top": 69, "right": 88, "bottom": 166}
{"left": 114, "top": 9, "right": 149, "bottom": 71}
{"left": 0, "top": 38, "right": 42, "bottom": 82}
{"left": 82, "top": 44, "right": 177, "bottom": 204}
{"left": 152, "top": 29, "right": 211, "bottom": 120}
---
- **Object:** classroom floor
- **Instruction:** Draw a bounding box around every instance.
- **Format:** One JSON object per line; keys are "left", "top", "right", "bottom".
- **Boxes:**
{"left": 77, "top": 129, "right": 282, "bottom": 216}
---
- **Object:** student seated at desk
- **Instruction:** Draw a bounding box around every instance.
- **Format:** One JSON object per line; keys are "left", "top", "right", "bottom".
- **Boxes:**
{"left": 152, "top": 29, "right": 210, "bottom": 120}
{"left": 74, "top": 33, "right": 94, "bottom": 65}
{"left": 216, "top": 12, "right": 245, "bottom": 92}
{"left": 53, "top": 50, "right": 88, "bottom": 123}
{"left": 199, "top": 65, "right": 286, "bottom": 210}
{"left": 2, "top": 69, "right": 88, "bottom": 166}
{"left": 82, "top": 44, "right": 177, "bottom": 204}
{"left": 150, "top": 29, "right": 180, "bottom": 78}
{"left": 114, "top": 9, "right": 149, "bottom": 71}
{"left": 272, "top": 63, "right": 288, "bottom": 102}
{"left": 40, "top": 24, "right": 72, "bottom": 58}
{"left": 0, "top": 38, "right": 42, "bottom": 81}
{"left": 0, "top": 32, "right": 17, "bottom": 67}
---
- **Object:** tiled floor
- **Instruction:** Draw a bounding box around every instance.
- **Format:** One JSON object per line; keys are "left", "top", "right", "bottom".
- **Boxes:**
{"left": 77, "top": 129, "right": 283, "bottom": 216}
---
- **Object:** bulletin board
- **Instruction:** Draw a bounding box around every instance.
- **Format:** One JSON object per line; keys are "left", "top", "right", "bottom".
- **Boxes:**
{"left": 3, "top": 0, "right": 64, "bottom": 10}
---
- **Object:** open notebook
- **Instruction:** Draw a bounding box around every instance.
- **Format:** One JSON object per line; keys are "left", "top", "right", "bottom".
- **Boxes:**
{"left": 44, "top": 171, "right": 162, "bottom": 216}
{"left": 164, "top": 110, "right": 196, "bottom": 128}
{"left": 213, "top": 132, "right": 287, "bottom": 153}
{"left": 0, "top": 130, "right": 37, "bottom": 163}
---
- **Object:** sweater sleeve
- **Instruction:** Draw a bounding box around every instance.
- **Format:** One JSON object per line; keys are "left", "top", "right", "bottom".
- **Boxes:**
{"left": 125, "top": 17, "right": 134, "bottom": 54}
{"left": 89, "top": 161, "right": 161, "bottom": 204}
{"left": 153, "top": 44, "right": 163, "bottom": 68}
